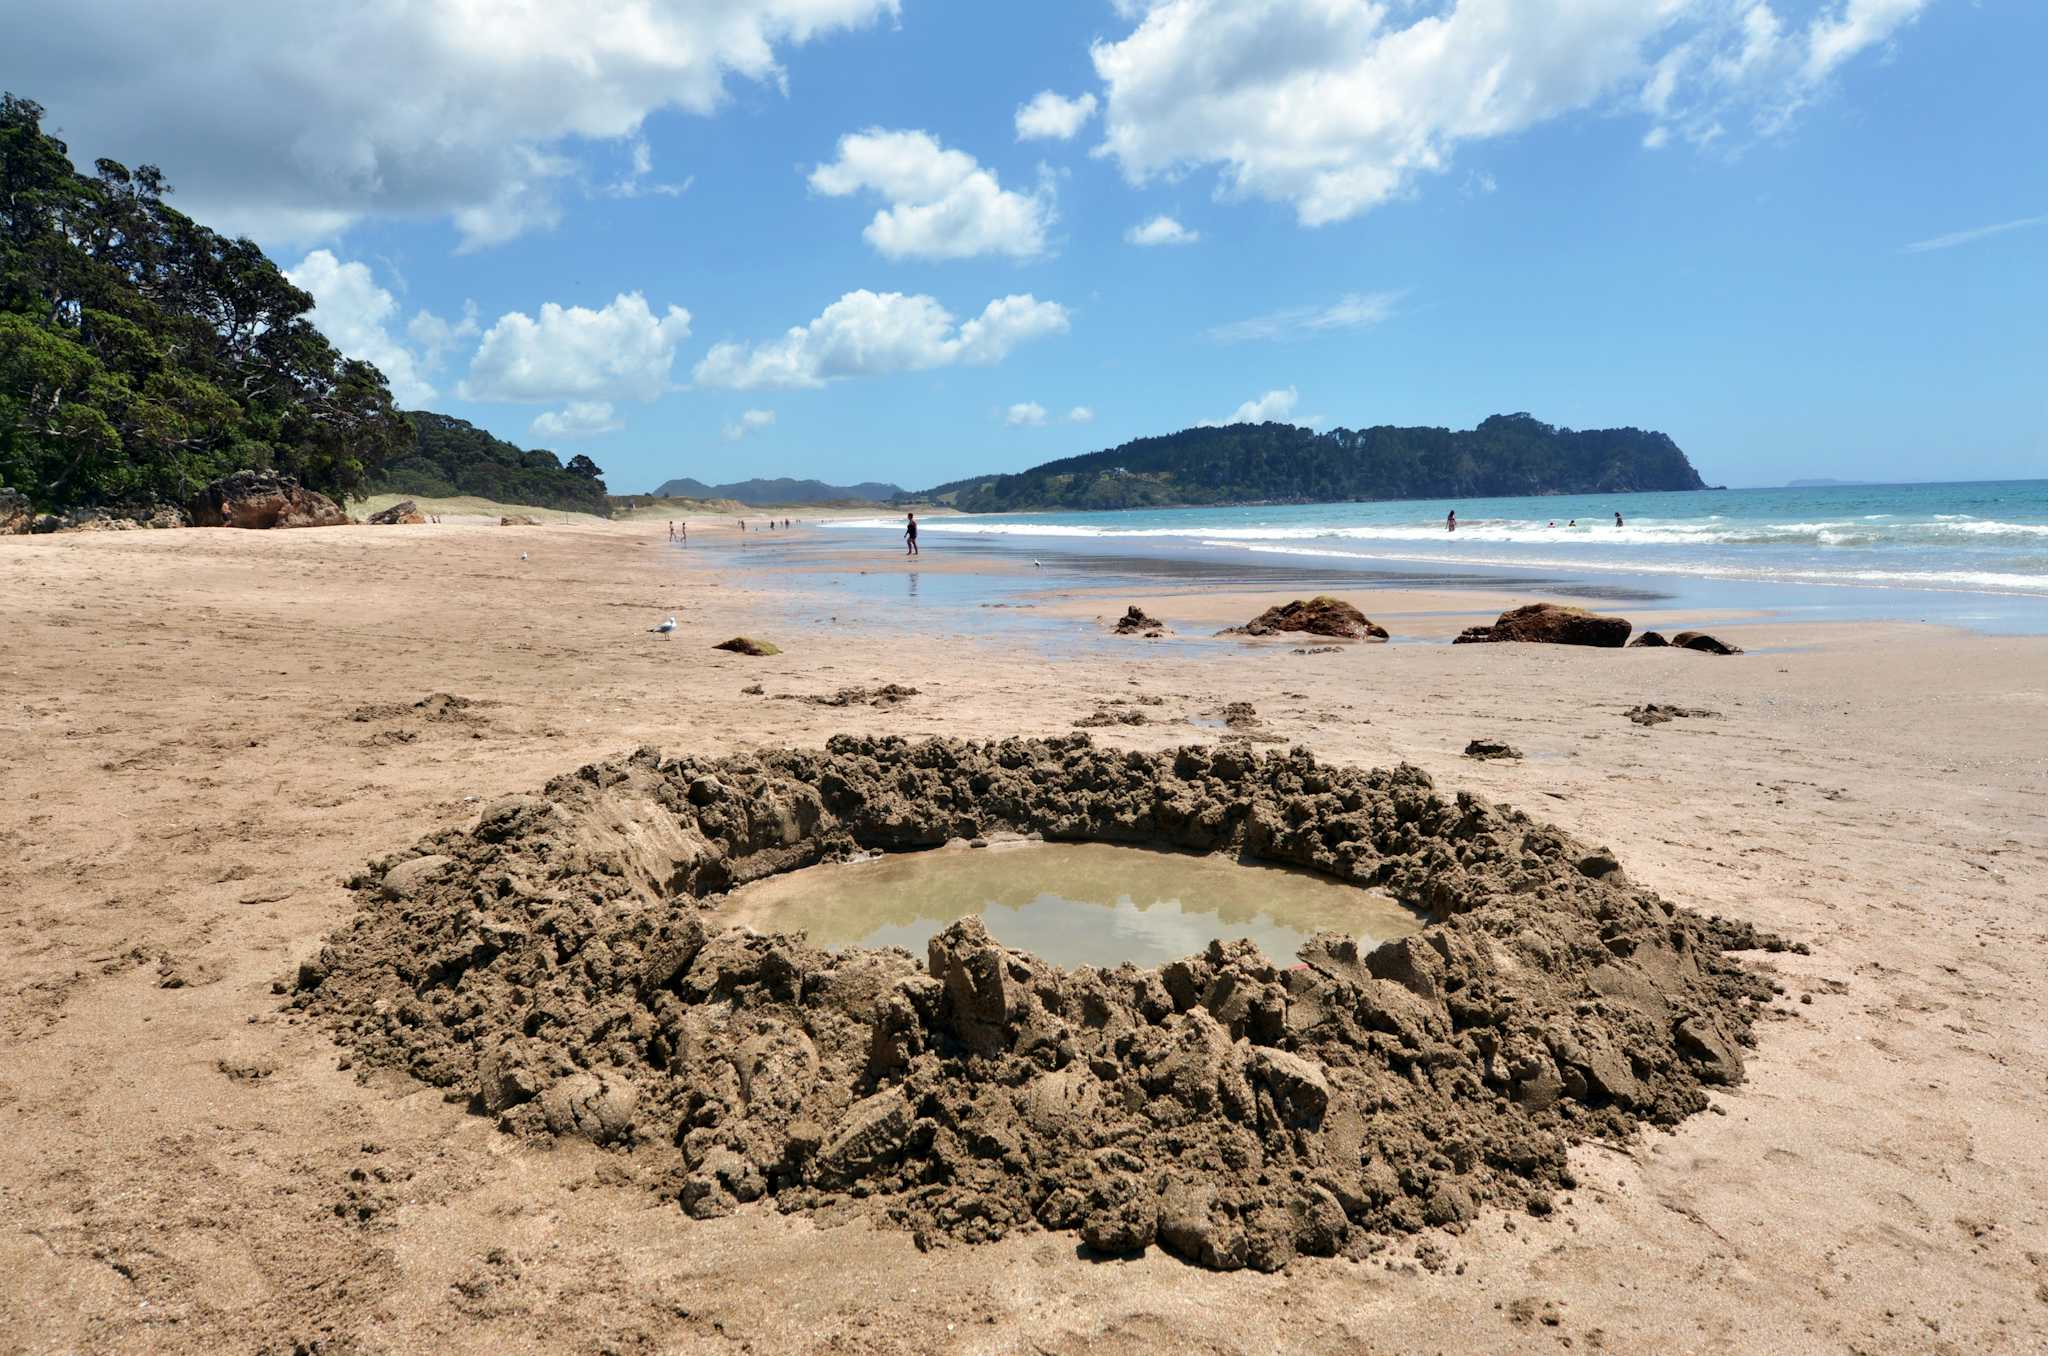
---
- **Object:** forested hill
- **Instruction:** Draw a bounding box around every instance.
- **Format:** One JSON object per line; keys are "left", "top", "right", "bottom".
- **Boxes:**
{"left": 0, "top": 95, "right": 410, "bottom": 511}
{"left": 374, "top": 412, "right": 610, "bottom": 514}
{"left": 917, "top": 415, "right": 1710, "bottom": 513}
{"left": 653, "top": 475, "right": 902, "bottom": 505}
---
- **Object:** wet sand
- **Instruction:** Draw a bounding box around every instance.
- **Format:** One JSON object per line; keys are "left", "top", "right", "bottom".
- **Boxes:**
{"left": 3, "top": 515, "right": 2047, "bottom": 1353}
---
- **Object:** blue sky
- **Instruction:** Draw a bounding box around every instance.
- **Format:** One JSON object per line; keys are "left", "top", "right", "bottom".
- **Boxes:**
{"left": 12, "top": 1, "right": 2043, "bottom": 491}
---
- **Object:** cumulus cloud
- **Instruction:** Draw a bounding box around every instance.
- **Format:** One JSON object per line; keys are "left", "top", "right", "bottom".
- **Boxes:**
{"left": 1015, "top": 90, "right": 1099, "bottom": 141}
{"left": 723, "top": 409, "right": 778, "bottom": 440}
{"left": 1067, "top": 406, "right": 1096, "bottom": 423}
{"left": 284, "top": 249, "right": 471, "bottom": 405}
{"left": 531, "top": 401, "right": 623, "bottom": 439}
{"left": 11, "top": 0, "right": 900, "bottom": 248}
{"left": 1206, "top": 387, "right": 1301, "bottom": 426}
{"left": 1206, "top": 291, "right": 1401, "bottom": 343}
{"left": 1091, "top": 0, "right": 1932, "bottom": 225}
{"left": 693, "top": 290, "right": 1070, "bottom": 391}
{"left": 1125, "top": 214, "right": 1199, "bottom": 246}
{"left": 460, "top": 293, "right": 692, "bottom": 404}
{"left": 1004, "top": 402, "right": 1049, "bottom": 427}
{"left": 808, "top": 129, "right": 1054, "bottom": 260}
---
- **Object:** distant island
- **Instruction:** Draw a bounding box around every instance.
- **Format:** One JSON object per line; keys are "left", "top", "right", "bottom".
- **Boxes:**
{"left": 907, "top": 414, "right": 1710, "bottom": 513}
{"left": 373, "top": 412, "right": 610, "bottom": 514}
{"left": 653, "top": 475, "right": 904, "bottom": 506}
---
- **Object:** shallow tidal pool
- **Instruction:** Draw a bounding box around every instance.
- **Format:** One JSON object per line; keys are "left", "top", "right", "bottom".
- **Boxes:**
{"left": 721, "top": 840, "right": 1426, "bottom": 968}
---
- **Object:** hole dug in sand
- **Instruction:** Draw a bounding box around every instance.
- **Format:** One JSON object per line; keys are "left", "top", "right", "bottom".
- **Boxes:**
{"left": 295, "top": 735, "right": 1784, "bottom": 1272}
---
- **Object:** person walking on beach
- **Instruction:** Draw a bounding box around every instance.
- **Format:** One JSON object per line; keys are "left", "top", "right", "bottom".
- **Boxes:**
{"left": 1446, "top": 509, "right": 1457, "bottom": 533}
{"left": 905, "top": 511, "right": 920, "bottom": 556}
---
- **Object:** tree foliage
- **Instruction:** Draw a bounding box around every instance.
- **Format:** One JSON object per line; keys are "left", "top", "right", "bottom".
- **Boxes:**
{"left": 922, "top": 414, "right": 1710, "bottom": 513}
{"left": 0, "top": 93, "right": 410, "bottom": 510}
{"left": 373, "top": 411, "right": 610, "bottom": 514}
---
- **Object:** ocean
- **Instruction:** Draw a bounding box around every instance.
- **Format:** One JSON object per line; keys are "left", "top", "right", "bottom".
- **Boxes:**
{"left": 836, "top": 480, "right": 2048, "bottom": 633}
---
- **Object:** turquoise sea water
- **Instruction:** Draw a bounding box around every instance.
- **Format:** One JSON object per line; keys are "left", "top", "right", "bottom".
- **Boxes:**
{"left": 830, "top": 480, "right": 2048, "bottom": 633}
{"left": 851, "top": 481, "right": 2048, "bottom": 598}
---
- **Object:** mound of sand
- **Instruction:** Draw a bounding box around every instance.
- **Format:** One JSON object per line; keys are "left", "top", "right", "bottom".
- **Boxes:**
{"left": 294, "top": 736, "right": 1784, "bottom": 1272}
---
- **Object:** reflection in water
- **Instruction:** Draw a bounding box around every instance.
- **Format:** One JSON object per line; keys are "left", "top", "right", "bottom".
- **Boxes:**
{"left": 721, "top": 841, "right": 1427, "bottom": 968}
{"left": 907, "top": 571, "right": 919, "bottom": 600}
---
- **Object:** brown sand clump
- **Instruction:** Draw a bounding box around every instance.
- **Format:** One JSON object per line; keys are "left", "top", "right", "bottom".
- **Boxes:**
{"left": 292, "top": 735, "right": 1783, "bottom": 1271}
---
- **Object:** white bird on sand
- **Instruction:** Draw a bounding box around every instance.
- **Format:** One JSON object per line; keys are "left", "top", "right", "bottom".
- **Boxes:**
{"left": 519, "top": 552, "right": 528, "bottom": 561}
{"left": 1033, "top": 559, "right": 1043, "bottom": 567}
{"left": 649, "top": 615, "right": 677, "bottom": 634}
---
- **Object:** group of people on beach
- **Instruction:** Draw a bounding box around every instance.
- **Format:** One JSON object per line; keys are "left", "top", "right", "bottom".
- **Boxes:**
{"left": 1446, "top": 510, "right": 1623, "bottom": 532}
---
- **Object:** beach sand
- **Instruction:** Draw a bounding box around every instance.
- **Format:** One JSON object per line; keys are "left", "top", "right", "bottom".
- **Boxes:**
{"left": 3, "top": 517, "right": 2045, "bottom": 1354}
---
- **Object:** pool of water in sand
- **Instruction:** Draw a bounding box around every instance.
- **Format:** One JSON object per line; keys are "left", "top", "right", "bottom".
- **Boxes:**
{"left": 721, "top": 841, "right": 1427, "bottom": 968}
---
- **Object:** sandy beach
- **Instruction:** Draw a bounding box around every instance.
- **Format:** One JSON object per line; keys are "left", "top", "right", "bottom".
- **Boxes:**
{"left": 4, "top": 515, "right": 2046, "bottom": 1355}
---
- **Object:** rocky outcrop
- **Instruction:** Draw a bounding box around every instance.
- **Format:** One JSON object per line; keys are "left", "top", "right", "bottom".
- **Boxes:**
{"left": 188, "top": 471, "right": 350, "bottom": 529}
{"left": 368, "top": 500, "right": 425, "bottom": 526}
{"left": 1629, "top": 631, "right": 1669, "bottom": 648}
{"left": 10, "top": 499, "right": 188, "bottom": 532}
{"left": 1221, "top": 597, "right": 1388, "bottom": 641}
{"left": 1454, "top": 603, "right": 1631, "bottom": 647}
{"left": 1463, "top": 738, "right": 1522, "bottom": 760}
{"left": 1671, "top": 631, "right": 1743, "bottom": 655}
{"left": 1113, "top": 606, "right": 1167, "bottom": 637}
{"left": 1, "top": 488, "right": 33, "bottom": 534}
{"left": 297, "top": 735, "right": 1787, "bottom": 1272}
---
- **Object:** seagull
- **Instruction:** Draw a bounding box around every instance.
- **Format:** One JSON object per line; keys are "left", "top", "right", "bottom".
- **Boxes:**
{"left": 649, "top": 615, "right": 677, "bottom": 635}
{"left": 519, "top": 552, "right": 528, "bottom": 561}
{"left": 1033, "top": 559, "right": 1043, "bottom": 567}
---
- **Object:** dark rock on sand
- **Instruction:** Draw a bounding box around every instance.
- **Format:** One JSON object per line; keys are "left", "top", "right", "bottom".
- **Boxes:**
{"left": 500, "top": 514, "right": 540, "bottom": 526}
{"left": 0, "top": 488, "right": 30, "bottom": 534}
{"left": 298, "top": 734, "right": 1784, "bottom": 1272}
{"left": 188, "top": 470, "right": 351, "bottom": 529}
{"left": 1114, "top": 606, "right": 1168, "bottom": 637}
{"left": 1671, "top": 631, "right": 1743, "bottom": 655}
{"left": 367, "top": 500, "right": 425, "bottom": 526}
{"left": 713, "top": 637, "right": 782, "bottom": 656}
{"left": 1221, "top": 597, "right": 1388, "bottom": 641}
{"left": 1455, "top": 603, "right": 1632, "bottom": 647}
{"left": 1629, "top": 631, "right": 1669, "bottom": 648}
{"left": 1625, "top": 703, "right": 1720, "bottom": 727}
{"left": 1464, "top": 738, "right": 1523, "bottom": 760}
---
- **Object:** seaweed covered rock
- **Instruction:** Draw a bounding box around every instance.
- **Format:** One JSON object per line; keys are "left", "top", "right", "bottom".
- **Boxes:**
{"left": 295, "top": 736, "right": 1782, "bottom": 1270}
{"left": 1113, "top": 606, "right": 1168, "bottom": 637}
{"left": 1455, "top": 603, "right": 1631, "bottom": 647}
{"left": 1222, "top": 597, "right": 1388, "bottom": 641}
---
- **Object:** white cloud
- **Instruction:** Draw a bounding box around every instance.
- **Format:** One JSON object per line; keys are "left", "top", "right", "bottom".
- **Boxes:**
{"left": 14, "top": 1, "right": 902, "bottom": 250}
{"left": 460, "top": 293, "right": 692, "bottom": 403}
{"left": 1015, "top": 90, "right": 1099, "bottom": 141}
{"left": 1206, "top": 292, "right": 1401, "bottom": 343}
{"left": 1005, "top": 402, "right": 1049, "bottom": 427}
{"left": 1903, "top": 214, "right": 2048, "bottom": 255}
{"left": 14, "top": 0, "right": 897, "bottom": 249}
{"left": 808, "top": 129, "right": 1054, "bottom": 260}
{"left": 284, "top": 249, "right": 472, "bottom": 406}
{"left": 1067, "top": 405, "right": 1096, "bottom": 424}
{"left": 531, "top": 401, "right": 623, "bottom": 439}
{"left": 1092, "top": 0, "right": 1933, "bottom": 226}
{"left": 1205, "top": 387, "right": 1301, "bottom": 427}
{"left": 1125, "top": 214, "right": 1199, "bottom": 246}
{"left": 693, "top": 290, "right": 1070, "bottom": 391}
{"left": 1804, "top": 0, "right": 1928, "bottom": 84}
{"left": 723, "top": 409, "right": 778, "bottom": 441}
